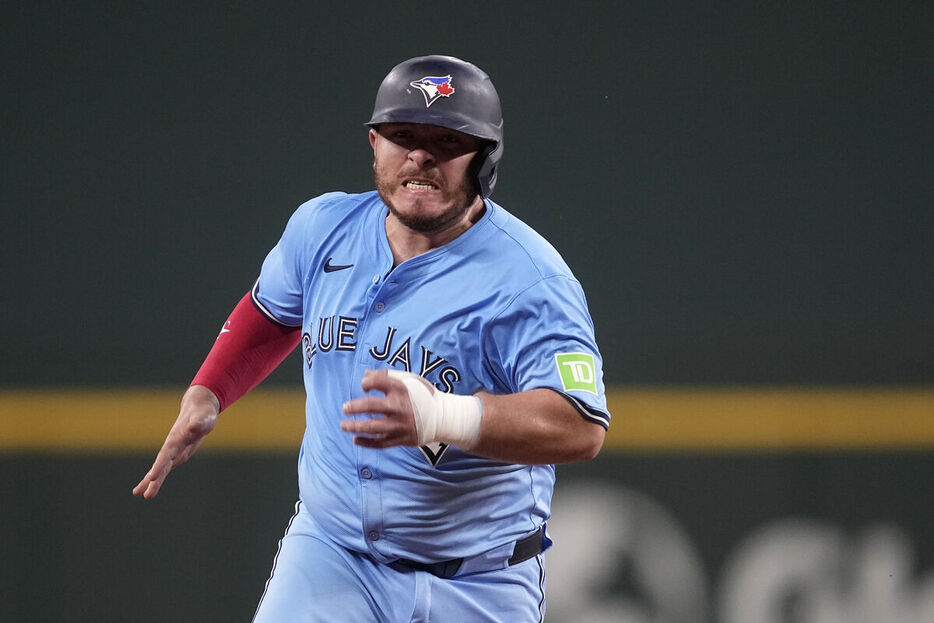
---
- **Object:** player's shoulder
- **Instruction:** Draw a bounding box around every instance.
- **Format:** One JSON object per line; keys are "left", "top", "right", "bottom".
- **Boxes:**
{"left": 290, "top": 190, "right": 381, "bottom": 224}
{"left": 484, "top": 200, "right": 575, "bottom": 281}
{"left": 278, "top": 190, "right": 381, "bottom": 240}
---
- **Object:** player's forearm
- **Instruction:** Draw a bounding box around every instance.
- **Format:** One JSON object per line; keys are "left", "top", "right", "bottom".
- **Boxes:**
{"left": 185, "top": 383, "right": 222, "bottom": 415}
{"left": 191, "top": 291, "right": 301, "bottom": 411}
{"left": 470, "top": 389, "right": 605, "bottom": 465}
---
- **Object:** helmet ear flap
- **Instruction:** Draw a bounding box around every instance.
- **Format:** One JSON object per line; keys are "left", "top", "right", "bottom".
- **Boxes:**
{"left": 473, "top": 141, "right": 499, "bottom": 198}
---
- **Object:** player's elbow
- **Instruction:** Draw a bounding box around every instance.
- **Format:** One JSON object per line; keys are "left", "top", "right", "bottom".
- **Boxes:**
{"left": 571, "top": 423, "right": 605, "bottom": 462}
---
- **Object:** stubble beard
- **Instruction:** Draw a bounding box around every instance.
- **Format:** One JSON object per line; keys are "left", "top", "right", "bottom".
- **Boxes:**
{"left": 374, "top": 161, "right": 479, "bottom": 235}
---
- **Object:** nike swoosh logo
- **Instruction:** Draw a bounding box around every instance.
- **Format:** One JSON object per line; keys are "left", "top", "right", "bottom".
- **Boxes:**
{"left": 323, "top": 258, "right": 354, "bottom": 273}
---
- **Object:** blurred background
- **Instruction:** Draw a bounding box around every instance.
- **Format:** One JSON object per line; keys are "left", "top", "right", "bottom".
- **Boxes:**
{"left": 2, "top": 2, "right": 932, "bottom": 621}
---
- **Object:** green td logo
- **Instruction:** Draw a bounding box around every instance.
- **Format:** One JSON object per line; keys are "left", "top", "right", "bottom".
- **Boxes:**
{"left": 555, "top": 353, "right": 598, "bottom": 394}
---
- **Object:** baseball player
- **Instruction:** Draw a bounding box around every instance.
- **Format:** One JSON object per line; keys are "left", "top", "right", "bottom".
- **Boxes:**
{"left": 134, "top": 55, "right": 609, "bottom": 622}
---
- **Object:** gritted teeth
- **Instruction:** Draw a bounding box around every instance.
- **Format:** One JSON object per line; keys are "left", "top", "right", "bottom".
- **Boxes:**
{"left": 404, "top": 180, "right": 438, "bottom": 190}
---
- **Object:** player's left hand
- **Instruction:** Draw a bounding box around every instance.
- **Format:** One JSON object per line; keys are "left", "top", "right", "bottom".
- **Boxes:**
{"left": 340, "top": 369, "right": 422, "bottom": 448}
{"left": 132, "top": 385, "right": 220, "bottom": 499}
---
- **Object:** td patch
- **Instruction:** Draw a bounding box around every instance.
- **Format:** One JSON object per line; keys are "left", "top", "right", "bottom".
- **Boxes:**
{"left": 555, "top": 353, "right": 598, "bottom": 394}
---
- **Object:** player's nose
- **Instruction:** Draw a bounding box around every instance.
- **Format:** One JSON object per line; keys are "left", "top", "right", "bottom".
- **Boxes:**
{"left": 406, "top": 147, "right": 435, "bottom": 168}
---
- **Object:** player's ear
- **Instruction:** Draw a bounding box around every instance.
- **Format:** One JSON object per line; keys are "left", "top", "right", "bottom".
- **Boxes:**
{"left": 368, "top": 128, "right": 379, "bottom": 152}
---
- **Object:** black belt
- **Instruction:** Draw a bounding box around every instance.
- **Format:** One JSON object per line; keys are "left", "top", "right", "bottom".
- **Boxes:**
{"left": 395, "top": 525, "right": 545, "bottom": 579}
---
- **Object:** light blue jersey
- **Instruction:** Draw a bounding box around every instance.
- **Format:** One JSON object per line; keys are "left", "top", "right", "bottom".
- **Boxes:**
{"left": 252, "top": 190, "right": 609, "bottom": 565}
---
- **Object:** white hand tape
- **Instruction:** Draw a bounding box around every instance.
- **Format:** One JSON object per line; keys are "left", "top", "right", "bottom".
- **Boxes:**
{"left": 386, "top": 370, "right": 483, "bottom": 450}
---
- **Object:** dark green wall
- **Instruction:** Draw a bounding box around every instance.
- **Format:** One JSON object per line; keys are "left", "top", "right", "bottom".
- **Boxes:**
{"left": 3, "top": 2, "right": 931, "bottom": 387}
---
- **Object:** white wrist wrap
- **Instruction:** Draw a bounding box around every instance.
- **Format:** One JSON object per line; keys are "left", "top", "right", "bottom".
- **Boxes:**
{"left": 387, "top": 370, "right": 483, "bottom": 450}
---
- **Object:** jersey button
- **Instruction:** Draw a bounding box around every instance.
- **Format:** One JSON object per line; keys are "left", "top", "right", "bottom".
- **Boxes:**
{"left": 368, "top": 531, "right": 380, "bottom": 541}
{"left": 360, "top": 468, "right": 372, "bottom": 479}
{"left": 374, "top": 302, "right": 385, "bottom": 313}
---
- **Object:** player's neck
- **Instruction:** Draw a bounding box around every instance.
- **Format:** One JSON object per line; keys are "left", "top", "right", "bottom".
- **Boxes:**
{"left": 385, "top": 199, "right": 485, "bottom": 266}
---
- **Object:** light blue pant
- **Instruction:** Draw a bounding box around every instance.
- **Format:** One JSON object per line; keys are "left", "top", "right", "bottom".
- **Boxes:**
{"left": 252, "top": 503, "right": 546, "bottom": 622}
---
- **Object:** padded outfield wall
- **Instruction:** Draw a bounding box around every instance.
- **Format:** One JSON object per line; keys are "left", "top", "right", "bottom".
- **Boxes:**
{"left": 2, "top": 3, "right": 932, "bottom": 622}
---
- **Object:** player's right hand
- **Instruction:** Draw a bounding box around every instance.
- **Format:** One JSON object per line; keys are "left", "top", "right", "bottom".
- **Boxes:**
{"left": 132, "top": 385, "right": 220, "bottom": 500}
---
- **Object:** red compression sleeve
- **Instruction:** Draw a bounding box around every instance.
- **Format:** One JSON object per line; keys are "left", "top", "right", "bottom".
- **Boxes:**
{"left": 191, "top": 291, "right": 301, "bottom": 411}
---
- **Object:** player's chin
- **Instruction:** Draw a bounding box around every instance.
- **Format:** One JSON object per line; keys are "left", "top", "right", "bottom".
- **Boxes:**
{"left": 392, "top": 207, "right": 459, "bottom": 234}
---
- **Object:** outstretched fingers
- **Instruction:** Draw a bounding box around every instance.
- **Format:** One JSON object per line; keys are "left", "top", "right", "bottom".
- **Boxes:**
{"left": 133, "top": 458, "right": 169, "bottom": 500}
{"left": 132, "top": 433, "right": 202, "bottom": 499}
{"left": 132, "top": 386, "right": 219, "bottom": 500}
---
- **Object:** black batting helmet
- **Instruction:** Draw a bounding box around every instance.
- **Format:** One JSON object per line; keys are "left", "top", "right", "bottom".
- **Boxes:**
{"left": 366, "top": 55, "right": 504, "bottom": 198}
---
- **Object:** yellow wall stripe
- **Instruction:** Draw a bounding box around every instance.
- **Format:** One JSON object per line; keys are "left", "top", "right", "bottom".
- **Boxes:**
{"left": 0, "top": 388, "right": 932, "bottom": 453}
{"left": 606, "top": 388, "right": 934, "bottom": 451}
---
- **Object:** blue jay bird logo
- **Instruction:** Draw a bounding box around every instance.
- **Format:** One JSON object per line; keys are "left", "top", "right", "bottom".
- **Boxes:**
{"left": 409, "top": 75, "right": 455, "bottom": 108}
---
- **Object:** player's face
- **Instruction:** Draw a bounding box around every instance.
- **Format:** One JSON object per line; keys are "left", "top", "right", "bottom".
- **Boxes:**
{"left": 370, "top": 123, "right": 483, "bottom": 235}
